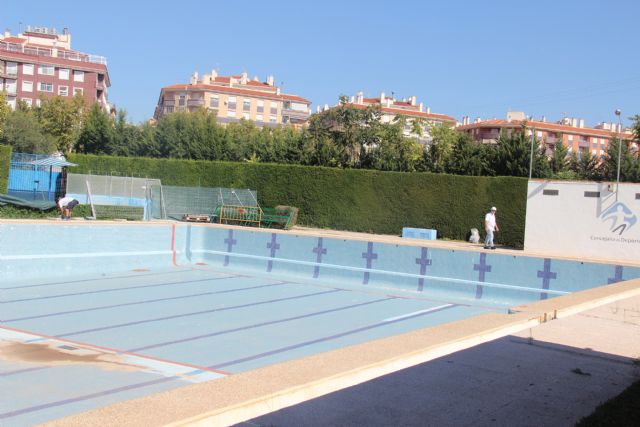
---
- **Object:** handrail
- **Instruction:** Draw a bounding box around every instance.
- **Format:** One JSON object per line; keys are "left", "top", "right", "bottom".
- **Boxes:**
{"left": 0, "top": 40, "right": 107, "bottom": 65}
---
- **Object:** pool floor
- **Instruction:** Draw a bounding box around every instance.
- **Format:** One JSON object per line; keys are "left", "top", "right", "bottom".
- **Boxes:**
{"left": 0, "top": 264, "right": 496, "bottom": 426}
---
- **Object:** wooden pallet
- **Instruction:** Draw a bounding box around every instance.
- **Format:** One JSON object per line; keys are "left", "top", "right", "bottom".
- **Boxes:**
{"left": 183, "top": 214, "right": 210, "bottom": 223}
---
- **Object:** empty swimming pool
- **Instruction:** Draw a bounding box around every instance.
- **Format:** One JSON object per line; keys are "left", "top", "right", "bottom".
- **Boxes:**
{"left": 1, "top": 221, "right": 638, "bottom": 426}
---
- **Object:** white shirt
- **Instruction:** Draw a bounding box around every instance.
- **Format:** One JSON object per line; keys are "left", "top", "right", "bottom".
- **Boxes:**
{"left": 58, "top": 196, "right": 74, "bottom": 208}
{"left": 485, "top": 212, "right": 496, "bottom": 231}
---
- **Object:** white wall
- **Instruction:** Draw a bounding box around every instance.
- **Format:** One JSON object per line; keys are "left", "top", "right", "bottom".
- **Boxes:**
{"left": 524, "top": 180, "right": 640, "bottom": 263}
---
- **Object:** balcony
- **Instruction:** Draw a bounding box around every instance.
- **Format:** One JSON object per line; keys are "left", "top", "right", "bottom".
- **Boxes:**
{"left": 187, "top": 99, "right": 205, "bottom": 107}
{"left": 282, "top": 108, "right": 309, "bottom": 121}
{"left": 95, "top": 82, "right": 105, "bottom": 91}
{"left": 0, "top": 69, "right": 18, "bottom": 78}
{"left": 0, "top": 40, "right": 107, "bottom": 65}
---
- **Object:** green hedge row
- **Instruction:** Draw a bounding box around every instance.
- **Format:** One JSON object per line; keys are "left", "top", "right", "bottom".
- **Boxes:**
{"left": 0, "top": 144, "right": 12, "bottom": 193}
{"left": 68, "top": 154, "right": 528, "bottom": 247}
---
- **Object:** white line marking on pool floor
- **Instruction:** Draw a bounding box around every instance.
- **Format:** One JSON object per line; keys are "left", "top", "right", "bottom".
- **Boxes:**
{"left": 383, "top": 304, "right": 454, "bottom": 322}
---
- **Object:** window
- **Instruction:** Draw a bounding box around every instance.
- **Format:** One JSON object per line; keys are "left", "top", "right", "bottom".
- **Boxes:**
{"left": 165, "top": 106, "right": 174, "bottom": 113}
{"left": 6, "top": 62, "right": 18, "bottom": 76}
{"left": 57, "top": 68, "right": 70, "bottom": 80}
{"left": 256, "top": 114, "right": 263, "bottom": 122}
{"left": 243, "top": 100, "right": 251, "bottom": 111}
{"left": 73, "top": 70, "right": 84, "bottom": 82}
{"left": 38, "top": 82, "right": 53, "bottom": 92}
{"left": 38, "top": 65, "right": 55, "bottom": 76}
{"left": 73, "top": 87, "right": 83, "bottom": 96}
{"left": 210, "top": 95, "right": 219, "bottom": 109}
{"left": 227, "top": 110, "right": 236, "bottom": 118}
{"left": 257, "top": 100, "right": 264, "bottom": 113}
{"left": 227, "top": 96, "right": 237, "bottom": 110}
{"left": 270, "top": 115, "right": 277, "bottom": 124}
{"left": 6, "top": 96, "right": 16, "bottom": 110}
{"left": 23, "top": 64, "right": 34, "bottom": 75}
{"left": 22, "top": 81, "right": 33, "bottom": 92}
{"left": 270, "top": 103, "right": 278, "bottom": 115}
{"left": 35, "top": 99, "right": 41, "bottom": 107}
{"left": 22, "top": 98, "right": 32, "bottom": 107}
{"left": 178, "top": 95, "right": 186, "bottom": 106}
{"left": 58, "top": 86, "right": 68, "bottom": 96}
{"left": 567, "top": 135, "right": 574, "bottom": 141}
{"left": 243, "top": 112, "right": 250, "bottom": 120}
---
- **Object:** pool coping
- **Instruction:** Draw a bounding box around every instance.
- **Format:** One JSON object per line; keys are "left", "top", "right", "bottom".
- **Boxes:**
{"left": 41, "top": 278, "right": 640, "bottom": 427}
{"left": 3, "top": 219, "right": 639, "bottom": 267}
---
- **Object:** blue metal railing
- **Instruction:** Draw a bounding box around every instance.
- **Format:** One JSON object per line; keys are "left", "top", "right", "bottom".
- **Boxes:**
{"left": 7, "top": 153, "right": 64, "bottom": 201}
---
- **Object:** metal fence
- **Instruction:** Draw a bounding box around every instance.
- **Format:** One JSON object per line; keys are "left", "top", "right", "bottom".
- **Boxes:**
{"left": 150, "top": 186, "right": 258, "bottom": 220}
{"left": 66, "top": 173, "right": 162, "bottom": 220}
{"left": 7, "top": 153, "right": 65, "bottom": 201}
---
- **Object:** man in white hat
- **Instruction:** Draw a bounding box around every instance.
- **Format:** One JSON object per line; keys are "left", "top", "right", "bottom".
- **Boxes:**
{"left": 484, "top": 206, "right": 499, "bottom": 249}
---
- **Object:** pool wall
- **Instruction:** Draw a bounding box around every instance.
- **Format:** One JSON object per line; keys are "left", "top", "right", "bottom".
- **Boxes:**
{"left": 1, "top": 222, "right": 639, "bottom": 307}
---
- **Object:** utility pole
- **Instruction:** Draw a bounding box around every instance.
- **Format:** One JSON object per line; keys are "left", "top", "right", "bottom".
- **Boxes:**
{"left": 614, "top": 109, "right": 622, "bottom": 201}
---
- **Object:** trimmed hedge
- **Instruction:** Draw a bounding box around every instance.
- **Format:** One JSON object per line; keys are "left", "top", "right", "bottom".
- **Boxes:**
{"left": 68, "top": 154, "right": 528, "bottom": 247}
{"left": 0, "top": 144, "right": 11, "bottom": 194}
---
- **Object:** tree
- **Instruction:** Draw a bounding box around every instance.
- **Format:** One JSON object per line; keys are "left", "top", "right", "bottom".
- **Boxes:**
{"left": 631, "top": 114, "right": 640, "bottom": 141}
{"left": 0, "top": 91, "right": 10, "bottom": 141}
{"left": 76, "top": 103, "right": 114, "bottom": 154}
{"left": 0, "top": 107, "right": 57, "bottom": 154}
{"left": 569, "top": 150, "right": 600, "bottom": 181}
{"left": 37, "top": 95, "right": 85, "bottom": 154}
{"left": 549, "top": 138, "right": 569, "bottom": 175}
{"left": 424, "top": 124, "right": 457, "bottom": 173}
{"left": 600, "top": 137, "right": 638, "bottom": 182}
{"left": 446, "top": 133, "right": 496, "bottom": 176}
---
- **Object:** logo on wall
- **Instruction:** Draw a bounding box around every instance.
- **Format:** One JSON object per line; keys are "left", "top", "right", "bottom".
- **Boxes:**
{"left": 600, "top": 202, "right": 637, "bottom": 235}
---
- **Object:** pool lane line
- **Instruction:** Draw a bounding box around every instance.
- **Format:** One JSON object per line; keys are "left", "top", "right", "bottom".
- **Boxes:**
{"left": 0, "top": 288, "right": 343, "bottom": 377}
{"left": 0, "top": 301, "right": 457, "bottom": 420}
{"left": 5, "top": 284, "right": 337, "bottom": 326}
{"left": 1, "top": 266, "right": 212, "bottom": 291}
{"left": 0, "top": 376, "right": 178, "bottom": 420}
{"left": 1, "top": 274, "right": 264, "bottom": 304}
{"left": 382, "top": 305, "right": 455, "bottom": 322}
{"left": 209, "top": 303, "right": 459, "bottom": 370}
{"left": 54, "top": 288, "right": 343, "bottom": 339}
{"left": 4, "top": 290, "right": 220, "bottom": 323}
{"left": 0, "top": 324, "right": 230, "bottom": 377}
{"left": 128, "top": 296, "right": 393, "bottom": 352}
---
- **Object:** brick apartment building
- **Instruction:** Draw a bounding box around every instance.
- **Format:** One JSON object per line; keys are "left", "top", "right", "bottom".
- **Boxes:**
{"left": 0, "top": 26, "right": 111, "bottom": 112}
{"left": 458, "top": 112, "right": 637, "bottom": 158}
{"left": 154, "top": 70, "right": 311, "bottom": 128}
{"left": 326, "top": 92, "right": 456, "bottom": 144}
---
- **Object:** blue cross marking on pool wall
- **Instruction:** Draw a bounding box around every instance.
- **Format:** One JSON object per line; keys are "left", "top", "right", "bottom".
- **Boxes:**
{"left": 223, "top": 229, "right": 237, "bottom": 267}
{"left": 266, "top": 233, "right": 280, "bottom": 272}
{"left": 415, "top": 247, "right": 432, "bottom": 292}
{"left": 361, "top": 242, "right": 378, "bottom": 284}
{"left": 608, "top": 265, "right": 624, "bottom": 284}
{"left": 537, "top": 258, "right": 557, "bottom": 300}
{"left": 473, "top": 253, "right": 492, "bottom": 299}
{"left": 312, "top": 237, "right": 327, "bottom": 278}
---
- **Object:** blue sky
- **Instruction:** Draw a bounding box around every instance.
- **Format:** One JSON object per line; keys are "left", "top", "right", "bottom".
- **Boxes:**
{"left": 4, "top": 0, "right": 640, "bottom": 127}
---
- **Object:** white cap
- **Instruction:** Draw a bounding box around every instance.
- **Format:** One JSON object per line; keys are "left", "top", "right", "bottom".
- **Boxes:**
{"left": 491, "top": 206, "right": 497, "bottom": 211}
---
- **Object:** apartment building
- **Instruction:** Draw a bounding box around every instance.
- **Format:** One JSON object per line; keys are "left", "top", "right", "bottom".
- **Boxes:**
{"left": 325, "top": 92, "right": 456, "bottom": 144}
{"left": 458, "top": 112, "right": 637, "bottom": 157}
{"left": 154, "top": 70, "right": 311, "bottom": 128}
{"left": 0, "top": 26, "right": 111, "bottom": 112}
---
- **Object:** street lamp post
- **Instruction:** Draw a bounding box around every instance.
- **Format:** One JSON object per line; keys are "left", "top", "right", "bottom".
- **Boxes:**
{"left": 529, "top": 127, "right": 535, "bottom": 180}
{"left": 614, "top": 109, "right": 622, "bottom": 201}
